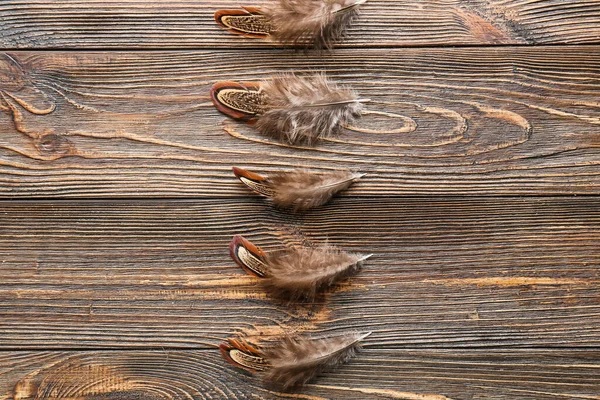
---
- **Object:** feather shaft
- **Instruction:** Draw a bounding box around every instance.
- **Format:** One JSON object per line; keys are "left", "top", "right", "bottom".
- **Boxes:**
{"left": 289, "top": 97, "right": 370, "bottom": 108}
{"left": 335, "top": 0, "right": 368, "bottom": 13}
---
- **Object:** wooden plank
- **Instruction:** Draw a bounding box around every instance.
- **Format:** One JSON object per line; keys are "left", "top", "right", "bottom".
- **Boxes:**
{"left": 2, "top": 1, "right": 600, "bottom": 48}
{"left": 0, "top": 349, "right": 599, "bottom": 399}
{"left": 1, "top": 48, "right": 600, "bottom": 197}
{"left": 1, "top": 198, "right": 598, "bottom": 349}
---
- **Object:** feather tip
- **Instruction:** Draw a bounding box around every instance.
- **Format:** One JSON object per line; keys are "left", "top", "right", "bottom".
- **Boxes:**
{"left": 211, "top": 81, "right": 264, "bottom": 122}
{"left": 214, "top": 8, "right": 270, "bottom": 38}
{"left": 229, "top": 235, "right": 268, "bottom": 277}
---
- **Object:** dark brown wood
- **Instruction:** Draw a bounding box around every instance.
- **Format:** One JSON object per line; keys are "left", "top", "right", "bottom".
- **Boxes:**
{"left": 1, "top": 2, "right": 600, "bottom": 398}
{"left": 2, "top": 0, "right": 600, "bottom": 48}
{"left": 1, "top": 349, "right": 599, "bottom": 400}
{"left": 0, "top": 198, "right": 598, "bottom": 349}
{"left": 1, "top": 48, "right": 600, "bottom": 197}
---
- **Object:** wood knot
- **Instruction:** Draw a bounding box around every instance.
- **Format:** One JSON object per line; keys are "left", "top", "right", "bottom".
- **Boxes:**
{"left": 35, "top": 133, "right": 73, "bottom": 157}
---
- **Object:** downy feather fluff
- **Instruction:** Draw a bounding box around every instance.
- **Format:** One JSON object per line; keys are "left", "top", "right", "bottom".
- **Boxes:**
{"left": 232, "top": 166, "right": 364, "bottom": 211}
{"left": 214, "top": 0, "right": 367, "bottom": 49}
{"left": 210, "top": 73, "right": 367, "bottom": 144}
{"left": 220, "top": 331, "right": 371, "bottom": 390}
{"left": 262, "top": 0, "right": 367, "bottom": 49}
{"left": 229, "top": 235, "right": 372, "bottom": 300}
{"left": 257, "top": 73, "right": 366, "bottom": 144}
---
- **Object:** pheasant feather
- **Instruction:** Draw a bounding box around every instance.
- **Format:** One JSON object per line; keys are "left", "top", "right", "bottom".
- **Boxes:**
{"left": 211, "top": 73, "right": 368, "bottom": 144}
{"left": 230, "top": 235, "right": 371, "bottom": 300}
{"left": 220, "top": 331, "right": 370, "bottom": 390}
{"left": 215, "top": 0, "right": 367, "bottom": 49}
{"left": 233, "top": 167, "right": 364, "bottom": 211}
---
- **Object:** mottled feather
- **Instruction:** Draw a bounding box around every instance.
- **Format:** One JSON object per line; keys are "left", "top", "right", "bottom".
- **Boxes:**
{"left": 257, "top": 73, "right": 366, "bottom": 144}
{"left": 233, "top": 167, "right": 364, "bottom": 211}
{"left": 229, "top": 235, "right": 371, "bottom": 300}
{"left": 262, "top": 246, "right": 371, "bottom": 300}
{"left": 262, "top": 0, "right": 367, "bottom": 49}
{"left": 264, "top": 332, "right": 370, "bottom": 389}
{"left": 221, "top": 332, "right": 370, "bottom": 390}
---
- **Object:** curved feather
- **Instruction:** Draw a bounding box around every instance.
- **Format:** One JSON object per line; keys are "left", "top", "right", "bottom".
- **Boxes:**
{"left": 262, "top": 0, "right": 367, "bottom": 49}
{"left": 232, "top": 166, "right": 364, "bottom": 211}
{"left": 257, "top": 73, "right": 366, "bottom": 144}
{"left": 229, "top": 235, "right": 371, "bottom": 300}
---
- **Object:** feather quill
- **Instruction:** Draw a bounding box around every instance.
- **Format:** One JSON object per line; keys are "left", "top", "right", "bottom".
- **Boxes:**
{"left": 211, "top": 73, "right": 368, "bottom": 144}
{"left": 215, "top": 0, "right": 367, "bottom": 49}
{"left": 220, "top": 331, "right": 371, "bottom": 390}
{"left": 232, "top": 167, "right": 364, "bottom": 211}
{"left": 230, "top": 235, "right": 371, "bottom": 300}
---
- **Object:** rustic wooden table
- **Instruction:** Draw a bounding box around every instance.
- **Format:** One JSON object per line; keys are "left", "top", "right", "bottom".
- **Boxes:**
{"left": 1, "top": 1, "right": 600, "bottom": 399}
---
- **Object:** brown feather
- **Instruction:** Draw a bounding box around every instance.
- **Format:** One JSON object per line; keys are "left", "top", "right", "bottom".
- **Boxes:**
{"left": 214, "top": 0, "right": 367, "bottom": 49}
{"left": 264, "top": 331, "right": 370, "bottom": 389}
{"left": 229, "top": 235, "right": 371, "bottom": 300}
{"left": 257, "top": 73, "right": 366, "bottom": 144}
{"left": 232, "top": 166, "right": 364, "bottom": 211}
{"left": 211, "top": 73, "right": 368, "bottom": 144}
{"left": 262, "top": 0, "right": 367, "bottom": 49}
{"left": 220, "top": 332, "right": 370, "bottom": 390}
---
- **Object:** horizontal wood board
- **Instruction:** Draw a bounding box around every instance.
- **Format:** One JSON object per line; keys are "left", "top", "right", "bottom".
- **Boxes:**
{"left": 1, "top": 48, "right": 600, "bottom": 197}
{"left": 0, "top": 198, "right": 598, "bottom": 349}
{"left": 1, "top": 349, "right": 599, "bottom": 400}
{"left": 2, "top": 0, "right": 600, "bottom": 48}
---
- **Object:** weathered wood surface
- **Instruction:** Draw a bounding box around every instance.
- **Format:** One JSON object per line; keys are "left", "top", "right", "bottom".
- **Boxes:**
{"left": 1, "top": 349, "right": 599, "bottom": 400}
{"left": 2, "top": 1, "right": 600, "bottom": 398}
{"left": 1, "top": 198, "right": 598, "bottom": 349}
{"left": 2, "top": 48, "right": 600, "bottom": 197}
{"left": 2, "top": 0, "right": 600, "bottom": 48}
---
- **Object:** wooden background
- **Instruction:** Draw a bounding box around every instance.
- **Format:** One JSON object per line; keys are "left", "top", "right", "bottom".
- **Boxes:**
{"left": 1, "top": 1, "right": 600, "bottom": 399}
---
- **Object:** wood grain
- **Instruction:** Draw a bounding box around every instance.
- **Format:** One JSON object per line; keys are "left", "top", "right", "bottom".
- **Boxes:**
{"left": 2, "top": 0, "right": 600, "bottom": 48}
{"left": 0, "top": 350, "right": 599, "bottom": 399}
{"left": 2, "top": 1, "right": 599, "bottom": 399}
{"left": 1, "top": 48, "right": 600, "bottom": 197}
{"left": 1, "top": 198, "right": 598, "bottom": 349}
